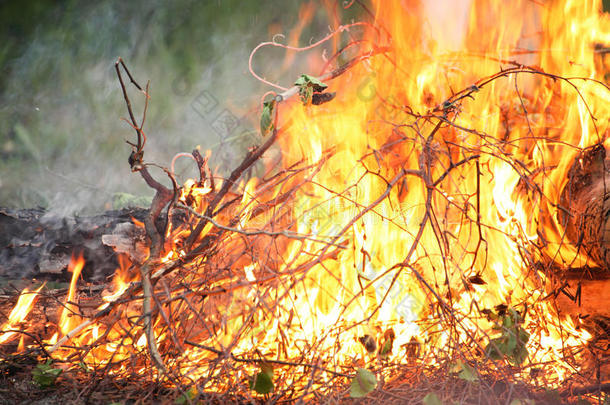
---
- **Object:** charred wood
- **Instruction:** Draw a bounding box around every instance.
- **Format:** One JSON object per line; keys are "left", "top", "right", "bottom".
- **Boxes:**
{"left": 0, "top": 207, "right": 157, "bottom": 282}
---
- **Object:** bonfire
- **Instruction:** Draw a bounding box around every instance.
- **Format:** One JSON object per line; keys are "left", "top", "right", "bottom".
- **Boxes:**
{"left": 2, "top": 0, "right": 610, "bottom": 403}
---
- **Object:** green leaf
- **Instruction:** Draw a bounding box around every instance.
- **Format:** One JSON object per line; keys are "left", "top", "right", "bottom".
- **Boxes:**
{"left": 485, "top": 337, "right": 503, "bottom": 360}
{"left": 422, "top": 392, "right": 442, "bottom": 405}
{"left": 485, "top": 307, "right": 530, "bottom": 365}
{"left": 294, "top": 74, "right": 327, "bottom": 91}
{"left": 349, "top": 368, "right": 377, "bottom": 398}
{"left": 250, "top": 371, "right": 274, "bottom": 394}
{"left": 32, "top": 360, "right": 62, "bottom": 388}
{"left": 260, "top": 100, "right": 275, "bottom": 136}
{"left": 512, "top": 343, "right": 529, "bottom": 365}
{"left": 457, "top": 362, "right": 478, "bottom": 382}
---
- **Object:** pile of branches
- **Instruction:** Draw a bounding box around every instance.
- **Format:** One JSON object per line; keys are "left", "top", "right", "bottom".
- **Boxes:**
{"left": 2, "top": 22, "right": 610, "bottom": 405}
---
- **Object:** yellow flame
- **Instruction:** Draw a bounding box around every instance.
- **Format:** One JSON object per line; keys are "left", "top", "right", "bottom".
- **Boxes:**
{"left": 0, "top": 284, "right": 44, "bottom": 345}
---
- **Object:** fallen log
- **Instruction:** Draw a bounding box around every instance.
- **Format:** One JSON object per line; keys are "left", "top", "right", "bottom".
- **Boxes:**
{"left": 0, "top": 207, "right": 150, "bottom": 282}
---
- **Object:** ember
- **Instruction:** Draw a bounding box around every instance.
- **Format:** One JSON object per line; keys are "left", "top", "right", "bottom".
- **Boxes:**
{"left": 2, "top": 0, "right": 610, "bottom": 403}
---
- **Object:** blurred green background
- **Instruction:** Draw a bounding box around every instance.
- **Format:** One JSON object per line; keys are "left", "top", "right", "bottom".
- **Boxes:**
{"left": 0, "top": 0, "right": 362, "bottom": 214}
{"left": 1, "top": 1, "right": 607, "bottom": 215}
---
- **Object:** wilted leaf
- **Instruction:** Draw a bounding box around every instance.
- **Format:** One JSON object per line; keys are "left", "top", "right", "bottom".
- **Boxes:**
{"left": 481, "top": 308, "right": 497, "bottom": 321}
{"left": 422, "top": 392, "right": 442, "bottom": 405}
{"left": 295, "top": 74, "right": 328, "bottom": 105}
{"left": 358, "top": 334, "right": 377, "bottom": 353}
{"left": 494, "top": 303, "right": 508, "bottom": 316}
{"left": 349, "top": 368, "right": 377, "bottom": 398}
{"left": 468, "top": 274, "right": 486, "bottom": 285}
{"left": 311, "top": 91, "right": 336, "bottom": 105}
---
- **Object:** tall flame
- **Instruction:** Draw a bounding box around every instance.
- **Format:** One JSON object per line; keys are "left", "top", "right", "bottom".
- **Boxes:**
{"left": 58, "top": 252, "right": 85, "bottom": 336}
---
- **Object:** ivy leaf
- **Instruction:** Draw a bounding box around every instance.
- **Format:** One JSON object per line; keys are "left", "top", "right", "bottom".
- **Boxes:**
{"left": 349, "top": 368, "right": 377, "bottom": 398}
{"left": 422, "top": 392, "right": 442, "bottom": 405}
{"left": 32, "top": 360, "right": 62, "bottom": 388}
{"left": 260, "top": 100, "right": 276, "bottom": 136}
